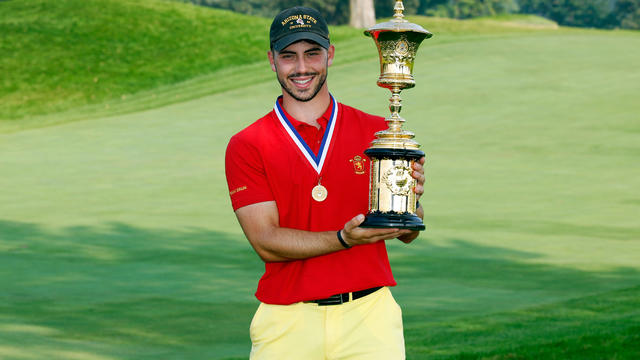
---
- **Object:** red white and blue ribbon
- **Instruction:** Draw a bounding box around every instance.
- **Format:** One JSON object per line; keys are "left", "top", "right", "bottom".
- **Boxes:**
{"left": 274, "top": 94, "right": 338, "bottom": 174}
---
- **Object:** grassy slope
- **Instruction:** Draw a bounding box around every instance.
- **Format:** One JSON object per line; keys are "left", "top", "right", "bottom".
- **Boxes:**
{"left": 0, "top": 0, "right": 362, "bottom": 126}
{"left": 0, "top": 0, "right": 568, "bottom": 133}
{"left": 0, "top": 0, "right": 273, "bottom": 120}
{"left": 1, "top": 1, "right": 640, "bottom": 359}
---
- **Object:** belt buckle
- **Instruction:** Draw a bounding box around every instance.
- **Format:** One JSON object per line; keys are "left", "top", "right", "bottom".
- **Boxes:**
{"left": 317, "top": 293, "right": 347, "bottom": 306}
{"left": 328, "top": 293, "right": 345, "bottom": 305}
{"left": 339, "top": 293, "right": 347, "bottom": 304}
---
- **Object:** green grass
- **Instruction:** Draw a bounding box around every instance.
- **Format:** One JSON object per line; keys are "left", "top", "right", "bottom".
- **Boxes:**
{"left": 1, "top": 1, "right": 640, "bottom": 359}
{"left": 0, "top": 0, "right": 569, "bottom": 132}
{"left": 407, "top": 286, "right": 640, "bottom": 359}
{"left": 0, "top": 0, "right": 364, "bottom": 124}
{"left": 0, "top": 0, "right": 273, "bottom": 120}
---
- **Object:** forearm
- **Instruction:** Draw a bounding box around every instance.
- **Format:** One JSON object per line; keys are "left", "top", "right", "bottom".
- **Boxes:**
{"left": 235, "top": 202, "right": 348, "bottom": 263}
{"left": 249, "top": 227, "right": 345, "bottom": 262}
{"left": 235, "top": 202, "right": 412, "bottom": 263}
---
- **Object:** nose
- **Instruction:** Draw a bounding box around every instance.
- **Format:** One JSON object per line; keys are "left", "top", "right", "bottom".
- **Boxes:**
{"left": 295, "top": 55, "right": 308, "bottom": 74}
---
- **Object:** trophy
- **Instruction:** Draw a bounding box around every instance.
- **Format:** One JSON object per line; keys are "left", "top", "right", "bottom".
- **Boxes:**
{"left": 360, "top": 0, "right": 432, "bottom": 230}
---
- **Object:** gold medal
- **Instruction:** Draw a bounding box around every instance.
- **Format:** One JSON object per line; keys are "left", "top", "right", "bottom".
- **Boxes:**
{"left": 312, "top": 184, "right": 328, "bottom": 202}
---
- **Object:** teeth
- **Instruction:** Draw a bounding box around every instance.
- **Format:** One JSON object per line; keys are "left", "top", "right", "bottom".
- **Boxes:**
{"left": 292, "top": 78, "right": 311, "bottom": 84}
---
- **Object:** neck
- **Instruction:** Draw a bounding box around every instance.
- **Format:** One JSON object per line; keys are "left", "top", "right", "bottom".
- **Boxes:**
{"left": 281, "top": 87, "right": 331, "bottom": 128}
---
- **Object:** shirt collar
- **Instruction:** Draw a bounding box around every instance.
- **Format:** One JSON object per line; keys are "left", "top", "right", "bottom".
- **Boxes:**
{"left": 276, "top": 97, "right": 333, "bottom": 131}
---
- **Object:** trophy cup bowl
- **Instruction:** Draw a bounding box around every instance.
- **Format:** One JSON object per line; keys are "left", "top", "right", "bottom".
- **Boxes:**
{"left": 359, "top": 0, "right": 432, "bottom": 231}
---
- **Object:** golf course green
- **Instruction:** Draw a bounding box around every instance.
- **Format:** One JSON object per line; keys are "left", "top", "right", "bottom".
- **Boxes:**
{"left": 1, "top": 0, "right": 639, "bottom": 359}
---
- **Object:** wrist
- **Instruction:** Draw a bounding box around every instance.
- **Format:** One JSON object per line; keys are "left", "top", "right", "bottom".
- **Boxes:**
{"left": 337, "top": 229, "right": 351, "bottom": 249}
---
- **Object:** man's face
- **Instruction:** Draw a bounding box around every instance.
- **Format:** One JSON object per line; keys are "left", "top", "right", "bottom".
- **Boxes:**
{"left": 269, "top": 40, "right": 334, "bottom": 102}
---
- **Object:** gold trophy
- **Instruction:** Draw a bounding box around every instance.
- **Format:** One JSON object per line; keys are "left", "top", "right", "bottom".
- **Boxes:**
{"left": 360, "top": 0, "right": 432, "bottom": 230}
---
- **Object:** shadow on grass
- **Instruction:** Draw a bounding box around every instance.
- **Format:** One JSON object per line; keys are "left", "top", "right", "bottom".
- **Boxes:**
{"left": 406, "top": 286, "right": 640, "bottom": 360}
{"left": 425, "top": 216, "right": 640, "bottom": 241}
{"left": 455, "top": 325, "right": 640, "bottom": 360}
{"left": 0, "top": 220, "right": 262, "bottom": 359}
{"left": 386, "top": 238, "right": 640, "bottom": 359}
{"left": 1, "top": 220, "right": 639, "bottom": 359}
{"left": 393, "top": 237, "right": 638, "bottom": 296}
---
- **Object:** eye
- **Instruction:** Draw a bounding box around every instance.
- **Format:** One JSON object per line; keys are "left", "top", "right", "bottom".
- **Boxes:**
{"left": 279, "top": 54, "right": 295, "bottom": 62}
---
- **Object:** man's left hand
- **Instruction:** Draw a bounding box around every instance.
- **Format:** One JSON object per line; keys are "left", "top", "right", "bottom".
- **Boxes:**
{"left": 412, "top": 156, "right": 426, "bottom": 202}
{"left": 398, "top": 156, "right": 426, "bottom": 243}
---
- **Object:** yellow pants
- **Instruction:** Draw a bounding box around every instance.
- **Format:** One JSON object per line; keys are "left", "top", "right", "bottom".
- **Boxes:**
{"left": 249, "top": 287, "right": 405, "bottom": 360}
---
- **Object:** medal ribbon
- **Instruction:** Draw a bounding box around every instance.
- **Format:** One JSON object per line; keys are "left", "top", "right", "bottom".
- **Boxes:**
{"left": 274, "top": 94, "right": 338, "bottom": 174}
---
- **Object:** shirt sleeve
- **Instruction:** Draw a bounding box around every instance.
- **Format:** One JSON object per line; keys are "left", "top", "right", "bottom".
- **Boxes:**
{"left": 225, "top": 133, "right": 275, "bottom": 211}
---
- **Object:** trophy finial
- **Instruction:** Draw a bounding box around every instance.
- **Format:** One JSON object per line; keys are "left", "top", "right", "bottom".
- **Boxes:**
{"left": 393, "top": 0, "right": 406, "bottom": 22}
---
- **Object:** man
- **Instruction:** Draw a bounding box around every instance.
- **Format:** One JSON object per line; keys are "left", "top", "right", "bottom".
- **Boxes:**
{"left": 225, "top": 6, "right": 425, "bottom": 359}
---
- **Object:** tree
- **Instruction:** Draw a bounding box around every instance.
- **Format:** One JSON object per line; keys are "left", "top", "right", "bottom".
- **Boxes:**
{"left": 519, "top": 0, "right": 609, "bottom": 28}
{"left": 350, "top": 0, "right": 376, "bottom": 27}
{"left": 423, "top": 0, "right": 519, "bottom": 19}
{"left": 183, "top": 0, "right": 640, "bottom": 30}
{"left": 267, "top": 0, "right": 349, "bottom": 24}
{"left": 376, "top": 0, "right": 422, "bottom": 18}
{"left": 611, "top": 0, "right": 640, "bottom": 29}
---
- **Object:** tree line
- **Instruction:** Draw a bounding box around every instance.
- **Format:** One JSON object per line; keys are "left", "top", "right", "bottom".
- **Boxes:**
{"left": 185, "top": 0, "right": 639, "bottom": 30}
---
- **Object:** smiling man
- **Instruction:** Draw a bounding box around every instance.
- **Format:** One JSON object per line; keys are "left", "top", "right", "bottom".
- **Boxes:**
{"left": 225, "top": 6, "right": 425, "bottom": 360}
{"left": 271, "top": 40, "right": 329, "bottom": 102}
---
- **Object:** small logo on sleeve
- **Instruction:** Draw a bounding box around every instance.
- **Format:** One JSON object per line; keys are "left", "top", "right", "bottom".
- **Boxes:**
{"left": 230, "top": 186, "right": 247, "bottom": 196}
{"left": 349, "top": 155, "right": 367, "bottom": 175}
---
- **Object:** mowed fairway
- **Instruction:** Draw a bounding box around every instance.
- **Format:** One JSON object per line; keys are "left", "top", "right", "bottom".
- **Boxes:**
{"left": 2, "top": 13, "right": 640, "bottom": 360}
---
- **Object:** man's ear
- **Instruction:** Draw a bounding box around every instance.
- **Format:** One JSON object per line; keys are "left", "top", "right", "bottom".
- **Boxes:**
{"left": 327, "top": 45, "right": 335, "bottom": 67}
{"left": 268, "top": 51, "right": 277, "bottom": 72}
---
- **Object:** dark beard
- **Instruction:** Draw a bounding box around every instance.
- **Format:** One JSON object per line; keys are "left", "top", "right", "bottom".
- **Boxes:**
{"left": 276, "top": 69, "right": 328, "bottom": 102}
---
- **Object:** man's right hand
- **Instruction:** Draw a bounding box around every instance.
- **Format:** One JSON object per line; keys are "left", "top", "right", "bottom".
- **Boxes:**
{"left": 340, "top": 214, "right": 412, "bottom": 247}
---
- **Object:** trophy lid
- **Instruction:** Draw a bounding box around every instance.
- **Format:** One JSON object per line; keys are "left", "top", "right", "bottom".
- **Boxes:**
{"left": 364, "top": 0, "right": 432, "bottom": 38}
{"left": 366, "top": 21, "right": 432, "bottom": 37}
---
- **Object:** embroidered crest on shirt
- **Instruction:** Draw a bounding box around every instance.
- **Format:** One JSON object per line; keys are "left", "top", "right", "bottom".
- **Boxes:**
{"left": 349, "top": 155, "right": 367, "bottom": 175}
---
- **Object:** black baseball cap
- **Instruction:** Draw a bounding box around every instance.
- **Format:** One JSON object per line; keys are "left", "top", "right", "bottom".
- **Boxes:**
{"left": 270, "top": 7, "right": 330, "bottom": 52}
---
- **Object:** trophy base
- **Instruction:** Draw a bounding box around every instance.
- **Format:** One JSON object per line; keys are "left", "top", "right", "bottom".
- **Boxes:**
{"left": 360, "top": 211, "right": 425, "bottom": 231}
{"left": 361, "top": 147, "right": 425, "bottom": 231}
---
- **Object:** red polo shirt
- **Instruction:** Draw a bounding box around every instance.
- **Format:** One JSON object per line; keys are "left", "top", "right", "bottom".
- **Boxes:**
{"left": 225, "top": 96, "right": 396, "bottom": 305}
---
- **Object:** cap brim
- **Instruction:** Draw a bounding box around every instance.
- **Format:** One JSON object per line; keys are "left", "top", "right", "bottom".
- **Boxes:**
{"left": 273, "top": 32, "right": 329, "bottom": 52}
